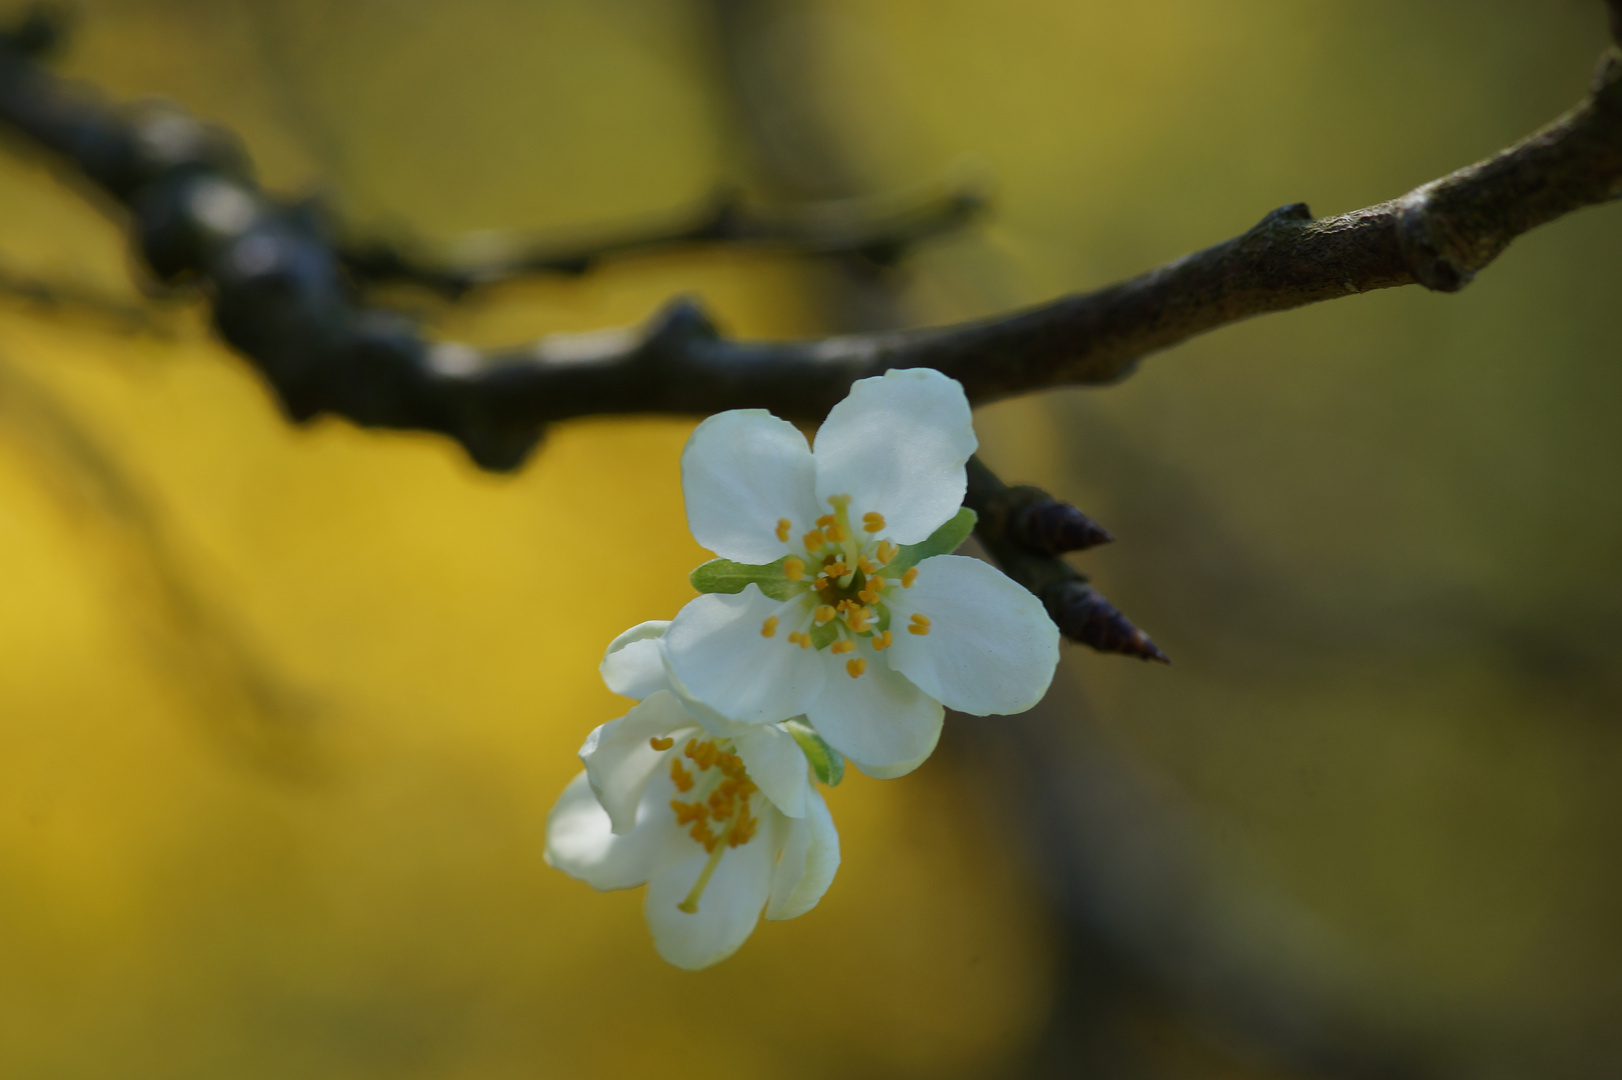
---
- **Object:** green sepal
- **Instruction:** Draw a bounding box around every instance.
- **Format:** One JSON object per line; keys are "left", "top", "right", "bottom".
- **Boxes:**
{"left": 689, "top": 557, "right": 804, "bottom": 601}
{"left": 886, "top": 507, "right": 977, "bottom": 574}
{"left": 784, "top": 719, "right": 844, "bottom": 786}
{"left": 808, "top": 618, "right": 841, "bottom": 651}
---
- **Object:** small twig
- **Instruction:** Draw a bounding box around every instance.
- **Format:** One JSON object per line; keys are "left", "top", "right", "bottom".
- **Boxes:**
{"left": 965, "top": 456, "right": 1168, "bottom": 662}
{"left": 339, "top": 186, "right": 985, "bottom": 299}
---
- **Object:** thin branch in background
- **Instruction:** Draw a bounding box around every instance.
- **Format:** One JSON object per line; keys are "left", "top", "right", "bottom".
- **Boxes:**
{"left": 339, "top": 183, "right": 985, "bottom": 299}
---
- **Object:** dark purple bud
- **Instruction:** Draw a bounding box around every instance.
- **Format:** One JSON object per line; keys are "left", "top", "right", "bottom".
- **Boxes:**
{"left": 1043, "top": 581, "right": 1169, "bottom": 664}
{"left": 1013, "top": 498, "right": 1115, "bottom": 555}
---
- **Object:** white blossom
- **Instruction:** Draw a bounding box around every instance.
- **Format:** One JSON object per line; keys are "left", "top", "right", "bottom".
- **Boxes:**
{"left": 546, "top": 624, "right": 840, "bottom": 970}
{"left": 663, "top": 368, "right": 1061, "bottom": 778}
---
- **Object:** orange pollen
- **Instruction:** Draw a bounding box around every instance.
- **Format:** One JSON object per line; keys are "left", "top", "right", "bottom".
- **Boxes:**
{"left": 857, "top": 557, "right": 879, "bottom": 575}
{"left": 862, "top": 512, "right": 886, "bottom": 533}
{"left": 816, "top": 514, "right": 835, "bottom": 528}
{"left": 824, "top": 560, "right": 848, "bottom": 578}
{"left": 783, "top": 557, "right": 806, "bottom": 581}
{"left": 775, "top": 518, "right": 792, "bottom": 542}
{"left": 858, "top": 586, "right": 881, "bottom": 604}
{"left": 814, "top": 605, "right": 837, "bottom": 625}
{"left": 761, "top": 616, "right": 779, "bottom": 638}
{"left": 847, "top": 606, "right": 873, "bottom": 633}
{"left": 649, "top": 736, "right": 674, "bottom": 752}
{"left": 872, "top": 630, "right": 894, "bottom": 651}
{"left": 825, "top": 522, "right": 847, "bottom": 543}
{"left": 909, "top": 613, "right": 932, "bottom": 636}
{"left": 787, "top": 631, "right": 811, "bottom": 648}
{"left": 846, "top": 658, "right": 867, "bottom": 678}
{"left": 803, "top": 529, "right": 826, "bottom": 552}
{"left": 876, "top": 541, "right": 899, "bottom": 566}
{"left": 902, "top": 567, "right": 919, "bottom": 588}
{"left": 831, "top": 640, "right": 855, "bottom": 655}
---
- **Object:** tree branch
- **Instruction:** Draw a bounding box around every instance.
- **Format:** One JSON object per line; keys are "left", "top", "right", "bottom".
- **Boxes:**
{"left": 0, "top": 7, "right": 1617, "bottom": 471}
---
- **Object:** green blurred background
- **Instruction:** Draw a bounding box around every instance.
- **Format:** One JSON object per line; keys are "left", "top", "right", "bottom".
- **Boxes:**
{"left": 0, "top": 1, "right": 1618, "bottom": 1076}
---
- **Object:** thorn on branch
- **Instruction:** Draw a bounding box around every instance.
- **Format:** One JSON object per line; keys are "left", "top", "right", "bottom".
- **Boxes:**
{"left": 963, "top": 456, "right": 1166, "bottom": 662}
{"left": 1043, "top": 580, "right": 1170, "bottom": 664}
{"left": 1013, "top": 497, "right": 1115, "bottom": 555}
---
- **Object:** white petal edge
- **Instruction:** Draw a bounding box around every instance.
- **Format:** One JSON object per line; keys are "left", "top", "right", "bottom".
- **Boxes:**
{"left": 805, "top": 639, "right": 944, "bottom": 779}
{"left": 664, "top": 585, "right": 826, "bottom": 724}
{"left": 885, "top": 554, "right": 1060, "bottom": 715}
{"left": 734, "top": 723, "right": 811, "bottom": 819}
{"left": 545, "top": 770, "right": 689, "bottom": 892}
{"left": 766, "top": 785, "right": 840, "bottom": 921}
{"left": 644, "top": 821, "right": 776, "bottom": 970}
{"left": 812, "top": 369, "right": 976, "bottom": 545}
{"left": 682, "top": 410, "right": 821, "bottom": 563}
{"left": 600, "top": 621, "right": 672, "bottom": 700}
{"left": 579, "top": 690, "right": 699, "bottom": 833}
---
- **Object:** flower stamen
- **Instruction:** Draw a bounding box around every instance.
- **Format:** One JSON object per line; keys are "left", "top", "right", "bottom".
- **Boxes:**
{"left": 902, "top": 567, "right": 919, "bottom": 588}
{"left": 783, "top": 557, "right": 806, "bottom": 581}
{"left": 862, "top": 512, "right": 886, "bottom": 533}
{"left": 775, "top": 518, "right": 792, "bottom": 542}
{"left": 761, "top": 616, "right": 779, "bottom": 638}
{"left": 803, "top": 529, "right": 826, "bottom": 553}
{"left": 830, "top": 640, "right": 855, "bottom": 655}
{"left": 908, "top": 613, "right": 932, "bottom": 636}
{"left": 649, "top": 736, "right": 675, "bottom": 752}
{"left": 846, "top": 658, "right": 866, "bottom": 678}
{"left": 787, "top": 631, "right": 811, "bottom": 648}
{"left": 814, "top": 605, "right": 837, "bottom": 625}
{"left": 872, "top": 630, "right": 894, "bottom": 651}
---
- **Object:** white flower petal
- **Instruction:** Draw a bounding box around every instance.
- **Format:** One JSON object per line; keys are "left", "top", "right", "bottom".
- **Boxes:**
{"left": 766, "top": 785, "right": 840, "bottom": 922}
{"left": 812, "top": 369, "right": 976, "bottom": 544}
{"left": 544, "top": 770, "right": 689, "bottom": 891}
{"left": 579, "top": 691, "right": 699, "bottom": 834}
{"left": 600, "top": 621, "right": 672, "bottom": 700}
{"left": 664, "top": 585, "right": 826, "bottom": 724}
{"left": 805, "top": 642, "right": 944, "bottom": 778}
{"left": 885, "top": 554, "right": 1060, "bottom": 715}
{"left": 682, "top": 410, "right": 821, "bottom": 563}
{"left": 734, "top": 723, "right": 811, "bottom": 818}
{"left": 644, "top": 824, "right": 776, "bottom": 970}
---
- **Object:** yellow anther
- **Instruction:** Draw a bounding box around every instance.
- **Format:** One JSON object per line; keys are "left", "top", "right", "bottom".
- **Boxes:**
{"left": 908, "top": 613, "right": 931, "bottom": 636}
{"left": 786, "top": 631, "right": 808, "bottom": 648}
{"left": 831, "top": 640, "right": 855, "bottom": 655}
{"left": 814, "top": 605, "right": 837, "bottom": 625}
{"left": 846, "top": 658, "right": 867, "bottom": 678}
{"left": 649, "top": 736, "right": 675, "bottom": 752}
{"left": 876, "top": 541, "right": 899, "bottom": 566}
{"left": 858, "top": 585, "right": 882, "bottom": 605}
{"left": 803, "top": 529, "right": 826, "bottom": 553}
{"left": 824, "top": 560, "right": 849, "bottom": 578}
{"left": 670, "top": 758, "right": 694, "bottom": 792}
{"left": 816, "top": 514, "right": 836, "bottom": 528}
{"left": 825, "top": 521, "right": 847, "bottom": 543}
{"left": 872, "top": 630, "right": 894, "bottom": 651}
{"left": 857, "top": 557, "right": 879, "bottom": 575}
{"left": 761, "top": 616, "right": 779, "bottom": 638}
{"left": 846, "top": 606, "right": 873, "bottom": 633}
{"left": 862, "top": 512, "right": 886, "bottom": 533}
{"left": 783, "top": 557, "right": 806, "bottom": 581}
{"left": 902, "top": 566, "right": 919, "bottom": 588}
{"left": 776, "top": 518, "right": 792, "bottom": 542}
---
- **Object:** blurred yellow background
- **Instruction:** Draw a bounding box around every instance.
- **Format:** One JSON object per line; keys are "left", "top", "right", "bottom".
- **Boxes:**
{"left": 0, "top": 1, "right": 1617, "bottom": 1077}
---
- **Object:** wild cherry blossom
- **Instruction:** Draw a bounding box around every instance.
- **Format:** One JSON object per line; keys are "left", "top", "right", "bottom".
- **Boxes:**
{"left": 663, "top": 368, "right": 1060, "bottom": 779}
{"left": 545, "top": 623, "right": 840, "bottom": 970}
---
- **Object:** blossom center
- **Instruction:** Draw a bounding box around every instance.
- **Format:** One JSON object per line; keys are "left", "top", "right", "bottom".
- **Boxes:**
{"left": 661, "top": 736, "right": 761, "bottom": 913}
{"left": 770, "top": 494, "right": 928, "bottom": 675}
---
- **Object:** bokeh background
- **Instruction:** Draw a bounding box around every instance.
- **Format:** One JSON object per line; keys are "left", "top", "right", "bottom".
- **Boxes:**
{"left": 0, "top": 0, "right": 1618, "bottom": 1076}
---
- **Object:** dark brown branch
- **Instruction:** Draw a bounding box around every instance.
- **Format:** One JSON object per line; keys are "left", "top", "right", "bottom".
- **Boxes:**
{"left": 0, "top": 9, "right": 1618, "bottom": 473}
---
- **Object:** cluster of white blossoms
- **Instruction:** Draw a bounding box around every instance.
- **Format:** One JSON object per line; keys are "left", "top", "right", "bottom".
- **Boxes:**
{"left": 546, "top": 369, "right": 1061, "bottom": 969}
